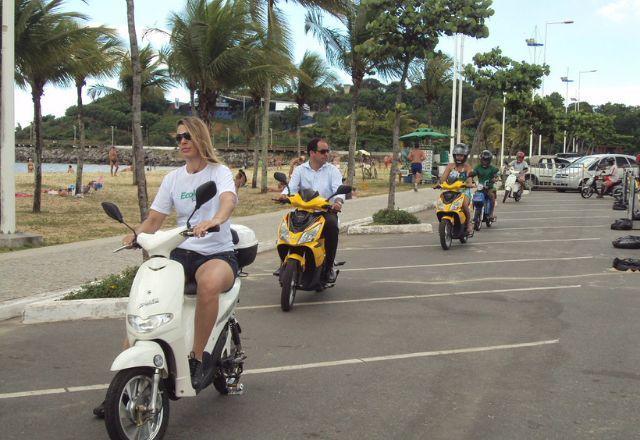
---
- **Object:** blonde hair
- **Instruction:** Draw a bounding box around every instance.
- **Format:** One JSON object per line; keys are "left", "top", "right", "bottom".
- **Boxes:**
{"left": 176, "top": 117, "right": 223, "bottom": 164}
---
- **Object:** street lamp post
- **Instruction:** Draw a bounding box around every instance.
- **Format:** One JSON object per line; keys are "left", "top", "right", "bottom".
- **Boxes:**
{"left": 227, "top": 127, "right": 230, "bottom": 148}
{"left": 561, "top": 72, "right": 574, "bottom": 153}
{"left": 1, "top": 0, "right": 16, "bottom": 234}
{"left": 539, "top": 20, "right": 573, "bottom": 155}
{"left": 500, "top": 93, "right": 506, "bottom": 166}
{"left": 111, "top": 125, "right": 115, "bottom": 147}
{"left": 577, "top": 69, "right": 597, "bottom": 112}
{"left": 449, "top": 34, "right": 459, "bottom": 161}
{"left": 456, "top": 35, "right": 464, "bottom": 145}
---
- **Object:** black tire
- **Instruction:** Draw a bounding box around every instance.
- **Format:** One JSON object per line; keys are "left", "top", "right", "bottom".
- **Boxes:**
{"left": 473, "top": 208, "right": 482, "bottom": 231}
{"left": 439, "top": 220, "right": 453, "bottom": 250}
{"left": 556, "top": 188, "right": 567, "bottom": 193}
{"left": 105, "top": 367, "right": 169, "bottom": 440}
{"left": 515, "top": 191, "right": 521, "bottom": 202}
{"left": 503, "top": 190, "right": 510, "bottom": 203}
{"left": 213, "top": 322, "right": 244, "bottom": 395}
{"left": 581, "top": 186, "right": 594, "bottom": 198}
{"left": 280, "top": 259, "right": 299, "bottom": 311}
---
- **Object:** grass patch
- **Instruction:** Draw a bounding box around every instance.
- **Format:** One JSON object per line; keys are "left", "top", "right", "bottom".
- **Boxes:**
{"left": 62, "top": 266, "right": 138, "bottom": 300}
{"left": 372, "top": 209, "right": 420, "bottom": 225}
{"left": 15, "top": 164, "right": 415, "bottom": 247}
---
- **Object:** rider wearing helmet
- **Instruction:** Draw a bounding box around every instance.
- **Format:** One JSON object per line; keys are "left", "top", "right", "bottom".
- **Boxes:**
{"left": 508, "top": 151, "right": 529, "bottom": 191}
{"left": 441, "top": 143, "right": 475, "bottom": 235}
{"left": 472, "top": 150, "right": 499, "bottom": 220}
{"left": 598, "top": 156, "right": 619, "bottom": 198}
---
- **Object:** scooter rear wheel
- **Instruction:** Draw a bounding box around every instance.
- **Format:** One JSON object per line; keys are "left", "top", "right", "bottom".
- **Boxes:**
{"left": 104, "top": 367, "right": 169, "bottom": 440}
{"left": 473, "top": 208, "right": 482, "bottom": 231}
{"left": 280, "top": 259, "right": 299, "bottom": 312}
{"left": 439, "top": 220, "right": 453, "bottom": 250}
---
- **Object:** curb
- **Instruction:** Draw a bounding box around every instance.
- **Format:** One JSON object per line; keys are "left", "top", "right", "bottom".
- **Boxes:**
{"left": 14, "top": 201, "right": 436, "bottom": 324}
{"left": 348, "top": 223, "right": 433, "bottom": 235}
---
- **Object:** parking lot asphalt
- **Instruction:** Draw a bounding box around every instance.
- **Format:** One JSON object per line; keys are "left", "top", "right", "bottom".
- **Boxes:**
{"left": 1, "top": 191, "right": 639, "bottom": 440}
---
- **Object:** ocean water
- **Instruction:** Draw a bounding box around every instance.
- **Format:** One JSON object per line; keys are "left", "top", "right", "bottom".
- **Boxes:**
{"left": 14, "top": 163, "right": 174, "bottom": 174}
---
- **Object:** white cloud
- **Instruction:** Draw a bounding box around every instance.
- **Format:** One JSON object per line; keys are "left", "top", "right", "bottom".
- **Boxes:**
{"left": 597, "top": 0, "right": 640, "bottom": 22}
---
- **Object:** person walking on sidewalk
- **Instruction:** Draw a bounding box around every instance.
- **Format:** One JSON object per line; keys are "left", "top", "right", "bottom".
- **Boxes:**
{"left": 407, "top": 144, "right": 427, "bottom": 192}
{"left": 276, "top": 138, "right": 344, "bottom": 283}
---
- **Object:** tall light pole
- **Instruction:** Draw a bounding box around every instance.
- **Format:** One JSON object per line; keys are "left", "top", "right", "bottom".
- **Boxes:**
{"left": 500, "top": 93, "right": 506, "bottom": 166}
{"left": 561, "top": 72, "right": 574, "bottom": 153}
{"left": 526, "top": 34, "right": 543, "bottom": 157}
{"left": 539, "top": 20, "right": 573, "bottom": 155}
{"left": 1, "top": 0, "right": 16, "bottom": 234}
{"left": 226, "top": 127, "right": 230, "bottom": 148}
{"left": 577, "top": 69, "right": 597, "bottom": 112}
{"left": 456, "top": 35, "right": 464, "bottom": 144}
{"left": 449, "top": 34, "right": 459, "bottom": 161}
{"left": 111, "top": 125, "right": 115, "bottom": 147}
{"left": 570, "top": 97, "right": 578, "bottom": 152}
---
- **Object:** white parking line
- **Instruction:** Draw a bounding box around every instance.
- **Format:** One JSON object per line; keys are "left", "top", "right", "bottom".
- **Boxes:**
{"left": 496, "top": 208, "right": 611, "bottom": 215}
{"left": 495, "top": 224, "right": 609, "bottom": 231}
{"left": 340, "top": 238, "right": 601, "bottom": 251}
{"left": 251, "top": 256, "right": 593, "bottom": 277}
{"left": 238, "top": 285, "right": 581, "bottom": 310}
{"left": 497, "top": 215, "right": 610, "bottom": 222}
{"left": 0, "top": 339, "right": 559, "bottom": 399}
{"left": 372, "top": 273, "right": 619, "bottom": 285}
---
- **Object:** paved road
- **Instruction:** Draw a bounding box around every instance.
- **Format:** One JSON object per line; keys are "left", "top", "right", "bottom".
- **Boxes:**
{"left": 0, "top": 188, "right": 436, "bottom": 303}
{"left": 1, "top": 191, "right": 639, "bottom": 439}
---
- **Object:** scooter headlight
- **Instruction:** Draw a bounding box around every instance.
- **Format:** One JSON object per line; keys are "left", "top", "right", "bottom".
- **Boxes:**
{"left": 127, "top": 313, "right": 174, "bottom": 333}
{"left": 279, "top": 221, "right": 290, "bottom": 242}
{"left": 299, "top": 224, "right": 322, "bottom": 244}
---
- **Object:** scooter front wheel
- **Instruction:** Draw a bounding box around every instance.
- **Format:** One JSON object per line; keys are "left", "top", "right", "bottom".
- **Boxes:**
{"left": 439, "top": 220, "right": 453, "bottom": 250}
{"left": 581, "top": 186, "right": 594, "bottom": 198}
{"left": 280, "top": 259, "right": 299, "bottom": 311}
{"left": 104, "top": 367, "right": 169, "bottom": 440}
{"left": 473, "top": 208, "right": 482, "bottom": 231}
{"left": 503, "top": 190, "right": 510, "bottom": 203}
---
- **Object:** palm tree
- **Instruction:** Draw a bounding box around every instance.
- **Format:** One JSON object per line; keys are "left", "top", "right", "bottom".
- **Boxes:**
{"left": 305, "top": 2, "right": 378, "bottom": 187}
{"left": 166, "top": 0, "right": 254, "bottom": 128}
{"left": 14, "top": 0, "right": 104, "bottom": 212}
{"left": 66, "top": 31, "right": 122, "bottom": 195}
{"left": 126, "top": 0, "right": 148, "bottom": 221}
{"left": 408, "top": 52, "right": 453, "bottom": 126}
{"left": 252, "top": 0, "right": 348, "bottom": 193}
{"left": 290, "top": 51, "right": 336, "bottom": 156}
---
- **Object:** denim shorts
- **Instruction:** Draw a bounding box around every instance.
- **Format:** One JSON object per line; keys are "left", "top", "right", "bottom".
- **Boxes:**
{"left": 169, "top": 248, "right": 239, "bottom": 284}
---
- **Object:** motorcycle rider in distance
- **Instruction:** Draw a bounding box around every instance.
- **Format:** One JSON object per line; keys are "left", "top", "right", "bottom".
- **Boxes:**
{"left": 473, "top": 150, "right": 500, "bottom": 221}
{"left": 440, "top": 143, "right": 475, "bottom": 235}
{"left": 276, "top": 138, "right": 344, "bottom": 283}
{"left": 597, "top": 157, "right": 619, "bottom": 198}
{"left": 508, "top": 151, "right": 529, "bottom": 190}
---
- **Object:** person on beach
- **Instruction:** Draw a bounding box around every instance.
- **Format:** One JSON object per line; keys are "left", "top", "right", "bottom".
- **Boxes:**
{"left": 108, "top": 146, "right": 119, "bottom": 176}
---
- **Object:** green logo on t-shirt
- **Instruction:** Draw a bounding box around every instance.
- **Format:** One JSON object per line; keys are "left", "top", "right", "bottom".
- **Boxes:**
{"left": 180, "top": 191, "right": 195, "bottom": 201}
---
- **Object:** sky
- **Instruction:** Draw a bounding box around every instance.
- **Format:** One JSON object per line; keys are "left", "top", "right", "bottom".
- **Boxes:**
{"left": 13, "top": 0, "right": 640, "bottom": 127}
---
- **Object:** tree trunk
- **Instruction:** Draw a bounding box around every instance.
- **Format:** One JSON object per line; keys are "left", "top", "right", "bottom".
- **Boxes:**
{"left": 75, "top": 81, "right": 85, "bottom": 195}
{"left": 471, "top": 94, "right": 492, "bottom": 157}
{"left": 126, "top": 0, "right": 148, "bottom": 222}
{"left": 347, "top": 76, "right": 362, "bottom": 187}
{"left": 260, "top": 78, "right": 271, "bottom": 193}
{"left": 251, "top": 99, "right": 260, "bottom": 188}
{"left": 296, "top": 103, "right": 302, "bottom": 158}
{"left": 31, "top": 84, "right": 44, "bottom": 213}
{"left": 189, "top": 87, "right": 195, "bottom": 115}
{"left": 387, "top": 60, "right": 410, "bottom": 211}
{"left": 197, "top": 89, "right": 217, "bottom": 129}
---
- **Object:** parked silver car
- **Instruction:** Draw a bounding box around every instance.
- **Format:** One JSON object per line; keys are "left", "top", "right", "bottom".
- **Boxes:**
{"left": 526, "top": 155, "right": 573, "bottom": 188}
{"left": 552, "top": 154, "right": 637, "bottom": 191}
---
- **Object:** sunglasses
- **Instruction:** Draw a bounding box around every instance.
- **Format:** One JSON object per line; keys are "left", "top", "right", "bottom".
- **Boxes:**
{"left": 175, "top": 132, "right": 192, "bottom": 143}
{"left": 316, "top": 149, "right": 330, "bottom": 155}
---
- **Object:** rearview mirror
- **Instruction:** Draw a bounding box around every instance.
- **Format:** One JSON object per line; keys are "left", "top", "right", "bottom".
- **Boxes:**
{"left": 195, "top": 181, "right": 217, "bottom": 209}
{"left": 101, "top": 202, "right": 124, "bottom": 223}
{"left": 274, "top": 172, "right": 288, "bottom": 184}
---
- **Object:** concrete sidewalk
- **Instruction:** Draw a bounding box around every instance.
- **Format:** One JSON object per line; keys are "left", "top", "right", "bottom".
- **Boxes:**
{"left": 0, "top": 188, "right": 438, "bottom": 308}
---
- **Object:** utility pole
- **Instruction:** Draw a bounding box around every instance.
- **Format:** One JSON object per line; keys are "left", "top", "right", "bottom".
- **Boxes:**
{"left": 1, "top": 0, "right": 16, "bottom": 234}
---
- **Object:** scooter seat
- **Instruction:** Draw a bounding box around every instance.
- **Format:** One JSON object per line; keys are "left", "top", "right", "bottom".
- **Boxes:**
{"left": 184, "top": 282, "right": 198, "bottom": 295}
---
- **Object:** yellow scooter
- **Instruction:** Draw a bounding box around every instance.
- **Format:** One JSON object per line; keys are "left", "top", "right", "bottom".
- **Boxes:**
{"left": 435, "top": 180, "right": 472, "bottom": 250}
{"left": 273, "top": 172, "right": 352, "bottom": 311}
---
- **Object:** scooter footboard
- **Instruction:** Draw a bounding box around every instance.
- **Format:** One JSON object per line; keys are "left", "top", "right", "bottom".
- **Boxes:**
{"left": 110, "top": 340, "right": 166, "bottom": 373}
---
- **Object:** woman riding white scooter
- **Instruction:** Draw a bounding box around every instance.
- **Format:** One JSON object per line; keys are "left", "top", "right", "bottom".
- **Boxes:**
{"left": 440, "top": 143, "right": 475, "bottom": 236}
{"left": 94, "top": 116, "right": 239, "bottom": 417}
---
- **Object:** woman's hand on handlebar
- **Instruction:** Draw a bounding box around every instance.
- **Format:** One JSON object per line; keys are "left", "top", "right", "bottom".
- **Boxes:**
{"left": 122, "top": 233, "right": 137, "bottom": 248}
{"left": 193, "top": 219, "right": 221, "bottom": 238}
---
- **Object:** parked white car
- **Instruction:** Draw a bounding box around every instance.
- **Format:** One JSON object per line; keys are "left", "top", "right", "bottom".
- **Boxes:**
{"left": 552, "top": 154, "right": 637, "bottom": 191}
{"left": 526, "top": 155, "right": 574, "bottom": 188}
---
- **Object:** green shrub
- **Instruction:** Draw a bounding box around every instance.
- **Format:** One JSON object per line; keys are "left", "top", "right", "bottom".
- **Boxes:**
{"left": 372, "top": 209, "right": 420, "bottom": 225}
{"left": 63, "top": 266, "right": 138, "bottom": 300}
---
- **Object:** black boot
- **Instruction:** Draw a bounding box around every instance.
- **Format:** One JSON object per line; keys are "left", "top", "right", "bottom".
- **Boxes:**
{"left": 93, "top": 400, "right": 105, "bottom": 419}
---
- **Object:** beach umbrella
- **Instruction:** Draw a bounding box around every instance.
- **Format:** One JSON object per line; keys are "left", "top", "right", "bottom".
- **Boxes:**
{"left": 399, "top": 127, "right": 449, "bottom": 141}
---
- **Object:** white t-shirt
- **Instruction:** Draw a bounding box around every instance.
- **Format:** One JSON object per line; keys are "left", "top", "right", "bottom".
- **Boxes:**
{"left": 151, "top": 163, "right": 237, "bottom": 255}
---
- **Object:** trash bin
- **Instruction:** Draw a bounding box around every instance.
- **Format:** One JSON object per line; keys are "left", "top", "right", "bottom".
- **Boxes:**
{"left": 440, "top": 150, "right": 449, "bottom": 164}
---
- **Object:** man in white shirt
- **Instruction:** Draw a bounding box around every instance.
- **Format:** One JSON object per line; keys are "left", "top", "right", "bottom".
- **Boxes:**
{"left": 277, "top": 138, "right": 345, "bottom": 282}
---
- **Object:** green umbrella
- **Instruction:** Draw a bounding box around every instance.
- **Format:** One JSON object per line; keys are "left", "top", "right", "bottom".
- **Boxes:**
{"left": 399, "top": 127, "right": 450, "bottom": 141}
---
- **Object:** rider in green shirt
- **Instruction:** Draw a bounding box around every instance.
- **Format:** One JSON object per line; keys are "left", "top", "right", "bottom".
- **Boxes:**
{"left": 472, "top": 150, "right": 499, "bottom": 220}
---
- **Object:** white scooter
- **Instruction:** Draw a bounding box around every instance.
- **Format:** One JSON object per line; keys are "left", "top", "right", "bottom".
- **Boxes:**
{"left": 502, "top": 167, "right": 524, "bottom": 203}
{"left": 100, "top": 181, "right": 257, "bottom": 440}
